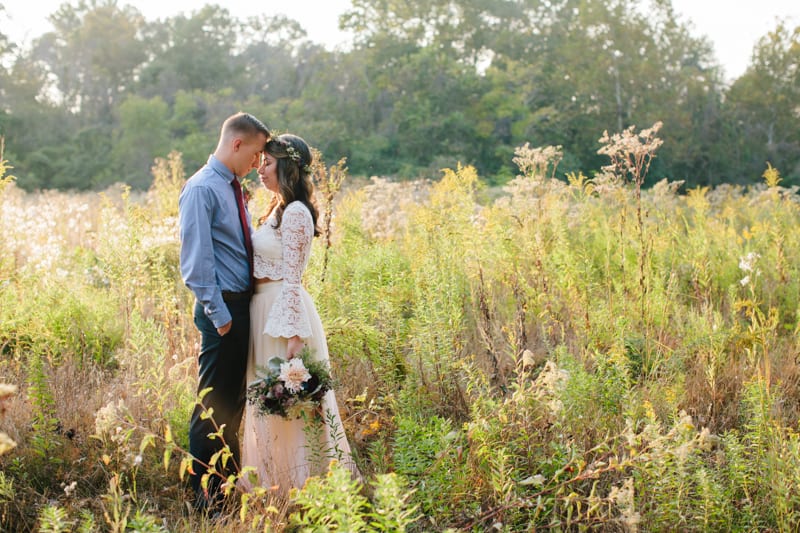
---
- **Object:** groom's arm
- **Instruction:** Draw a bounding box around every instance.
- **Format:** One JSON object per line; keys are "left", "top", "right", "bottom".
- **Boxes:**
{"left": 179, "top": 184, "right": 232, "bottom": 331}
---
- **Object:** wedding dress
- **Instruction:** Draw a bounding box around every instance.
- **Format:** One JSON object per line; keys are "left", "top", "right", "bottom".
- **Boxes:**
{"left": 239, "top": 200, "right": 359, "bottom": 493}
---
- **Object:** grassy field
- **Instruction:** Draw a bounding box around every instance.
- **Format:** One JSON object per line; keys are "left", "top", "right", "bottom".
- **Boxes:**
{"left": 2, "top": 127, "right": 800, "bottom": 531}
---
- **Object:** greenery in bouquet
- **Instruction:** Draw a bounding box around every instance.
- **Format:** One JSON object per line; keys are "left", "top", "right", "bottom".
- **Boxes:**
{"left": 246, "top": 347, "right": 334, "bottom": 419}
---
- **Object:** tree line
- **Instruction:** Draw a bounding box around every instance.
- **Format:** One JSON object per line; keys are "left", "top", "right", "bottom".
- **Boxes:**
{"left": 0, "top": 0, "right": 798, "bottom": 190}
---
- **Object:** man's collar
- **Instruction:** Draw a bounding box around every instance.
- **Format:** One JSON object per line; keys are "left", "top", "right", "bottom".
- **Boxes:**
{"left": 208, "top": 154, "right": 236, "bottom": 183}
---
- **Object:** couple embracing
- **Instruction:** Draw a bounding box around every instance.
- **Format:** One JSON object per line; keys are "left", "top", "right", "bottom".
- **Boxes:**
{"left": 178, "top": 112, "right": 359, "bottom": 513}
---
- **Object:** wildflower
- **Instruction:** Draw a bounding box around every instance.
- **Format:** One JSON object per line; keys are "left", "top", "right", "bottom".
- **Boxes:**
{"left": 597, "top": 121, "right": 663, "bottom": 186}
{"left": 94, "top": 399, "right": 127, "bottom": 439}
{"left": 521, "top": 349, "right": 536, "bottom": 368}
{"left": 0, "top": 433, "right": 16, "bottom": 455}
{"left": 513, "top": 143, "right": 563, "bottom": 180}
{"left": 0, "top": 384, "right": 17, "bottom": 399}
{"left": 609, "top": 477, "right": 641, "bottom": 531}
{"left": 361, "top": 419, "right": 382, "bottom": 437}
{"left": 270, "top": 383, "right": 285, "bottom": 398}
{"left": 360, "top": 176, "right": 430, "bottom": 240}
{"left": 738, "top": 252, "right": 760, "bottom": 273}
{"left": 132, "top": 454, "right": 143, "bottom": 467}
{"left": 591, "top": 170, "right": 624, "bottom": 196}
{"left": 675, "top": 441, "right": 693, "bottom": 462}
{"left": 532, "top": 360, "right": 569, "bottom": 415}
{"left": 279, "top": 358, "right": 311, "bottom": 393}
{"left": 740, "top": 275, "right": 750, "bottom": 287}
{"left": 697, "top": 427, "right": 720, "bottom": 452}
{"left": 62, "top": 481, "right": 77, "bottom": 497}
{"left": 519, "top": 474, "right": 546, "bottom": 486}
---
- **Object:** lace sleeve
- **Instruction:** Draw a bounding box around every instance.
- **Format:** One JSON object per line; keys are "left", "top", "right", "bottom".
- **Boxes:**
{"left": 263, "top": 203, "right": 314, "bottom": 339}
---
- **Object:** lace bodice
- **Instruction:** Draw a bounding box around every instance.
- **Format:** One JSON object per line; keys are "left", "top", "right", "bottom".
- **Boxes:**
{"left": 252, "top": 201, "right": 315, "bottom": 339}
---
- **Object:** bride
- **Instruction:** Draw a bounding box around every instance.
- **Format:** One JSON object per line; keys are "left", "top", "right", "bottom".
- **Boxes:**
{"left": 239, "top": 133, "right": 360, "bottom": 493}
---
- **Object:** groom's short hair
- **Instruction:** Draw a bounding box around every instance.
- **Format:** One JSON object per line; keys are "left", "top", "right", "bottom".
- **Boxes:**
{"left": 222, "top": 112, "right": 270, "bottom": 141}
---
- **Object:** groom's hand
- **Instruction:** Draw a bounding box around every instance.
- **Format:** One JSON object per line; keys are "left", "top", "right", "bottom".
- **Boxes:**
{"left": 217, "top": 320, "right": 232, "bottom": 336}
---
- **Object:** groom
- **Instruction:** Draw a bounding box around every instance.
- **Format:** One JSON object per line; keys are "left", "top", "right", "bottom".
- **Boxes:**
{"left": 178, "top": 111, "right": 270, "bottom": 512}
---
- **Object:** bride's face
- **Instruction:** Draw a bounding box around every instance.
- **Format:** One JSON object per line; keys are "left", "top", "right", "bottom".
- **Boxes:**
{"left": 258, "top": 152, "right": 279, "bottom": 193}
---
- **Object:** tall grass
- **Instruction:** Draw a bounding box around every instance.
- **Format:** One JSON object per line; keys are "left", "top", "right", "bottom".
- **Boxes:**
{"left": 3, "top": 127, "right": 800, "bottom": 531}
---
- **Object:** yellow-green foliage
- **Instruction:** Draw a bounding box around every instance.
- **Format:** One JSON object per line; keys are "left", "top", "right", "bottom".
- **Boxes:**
{"left": 4, "top": 134, "right": 800, "bottom": 531}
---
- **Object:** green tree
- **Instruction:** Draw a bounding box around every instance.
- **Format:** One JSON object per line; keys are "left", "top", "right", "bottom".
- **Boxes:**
{"left": 237, "top": 14, "right": 312, "bottom": 102}
{"left": 111, "top": 95, "right": 170, "bottom": 188}
{"left": 0, "top": 5, "right": 13, "bottom": 95}
{"left": 340, "top": 1, "right": 512, "bottom": 176}
{"left": 137, "top": 5, "right": 241, "bottom": 101}
{"left": 342, "top": 0, "right": 537, "bottom": 68}
{"left": 724, "top": 21, "right": 800, "bottom": 184}
{"left": 0, "top": 52, "right": 90, "bottom": 189}
{"left": 487, "top": 0, "right": 721, "bottom": 184}
{"left": 31, "top": 0, "right": 147, "bottom": 121}
{"left": 382, "top": 47, "right": 485, "bottom": 176}
{"left": 340, "top": 0, "right": 723, "bottom": 184}
{"left": 1, "top": 0, "right": 793, "bottom": 190}
{"left": 166, "top": 89, "right": 218, "bottom": 174}
{"left": 287, "top": 46, "right": 388, "bottom": 174}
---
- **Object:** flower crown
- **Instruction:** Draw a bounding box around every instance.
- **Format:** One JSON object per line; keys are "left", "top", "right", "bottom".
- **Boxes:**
{"left": 277, "top": 139, "right": 312, "bottom": 174}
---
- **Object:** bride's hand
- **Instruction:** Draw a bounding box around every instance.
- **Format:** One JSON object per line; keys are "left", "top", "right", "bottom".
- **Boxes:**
{"left": 286, "top": 336, "right": 304, "bottom": 359}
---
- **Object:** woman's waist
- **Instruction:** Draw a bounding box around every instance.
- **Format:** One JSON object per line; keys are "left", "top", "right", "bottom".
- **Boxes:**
{"left": 254, "top": 277, "right": 283, "bottom": 293}
{"left": 253, "top": 255, "right": 284, "bottom": 280}
{"left": 252, "top": 277, "right": 312, "bottom": 295}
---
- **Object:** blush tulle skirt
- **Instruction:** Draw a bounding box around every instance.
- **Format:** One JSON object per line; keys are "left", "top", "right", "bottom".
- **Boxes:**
{"left": 239, "top": 279, "right": 360, "bottom": 494}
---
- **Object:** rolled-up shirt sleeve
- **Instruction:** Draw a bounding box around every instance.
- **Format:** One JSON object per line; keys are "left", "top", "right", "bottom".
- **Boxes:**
{"left": 179, "top": 185, "right": 231, "bottom": 328}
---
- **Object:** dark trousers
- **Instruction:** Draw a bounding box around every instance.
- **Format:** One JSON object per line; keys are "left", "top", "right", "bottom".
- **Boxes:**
{"left": 189, "top": 299, "right": 250, "bottom": 509}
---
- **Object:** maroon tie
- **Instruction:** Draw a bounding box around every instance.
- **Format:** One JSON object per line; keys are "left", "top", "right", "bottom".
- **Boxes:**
{"left": 231, "top": 178, "right": 254, "bottom": 289}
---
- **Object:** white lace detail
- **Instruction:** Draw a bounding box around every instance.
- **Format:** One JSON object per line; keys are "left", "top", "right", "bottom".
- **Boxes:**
{"left": 253, "top": 218, "right": 282, "bottom": 280}
{"left": 253, "top": 253, "right": 282, "bottom": 280}
{"left": 262, "top": 202, "right": 315, "bottom": 339}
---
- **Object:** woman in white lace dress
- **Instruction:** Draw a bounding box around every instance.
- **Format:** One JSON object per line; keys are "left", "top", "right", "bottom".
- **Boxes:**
{"left": 239, "top": 133, "right": 359, "bottom": 494}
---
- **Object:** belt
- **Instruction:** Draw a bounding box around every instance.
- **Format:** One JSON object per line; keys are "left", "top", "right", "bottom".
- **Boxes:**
{"left": 221, "top": 290, "right": 252, "bottom": 302}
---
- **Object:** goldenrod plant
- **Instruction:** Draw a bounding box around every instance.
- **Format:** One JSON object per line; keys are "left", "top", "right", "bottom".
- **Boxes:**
{"left": 4, "top": 130, "right": 800, "bottom": 530}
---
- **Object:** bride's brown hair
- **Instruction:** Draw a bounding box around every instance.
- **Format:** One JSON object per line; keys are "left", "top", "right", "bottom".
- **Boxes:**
{"left": 261, "top": 134, "right": 320, "bottom": 237}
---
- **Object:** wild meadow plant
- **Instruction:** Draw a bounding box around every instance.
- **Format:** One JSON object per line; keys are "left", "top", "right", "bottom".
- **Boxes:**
{"left": 6, "top": 124, "right": 800, "bottom": 530}
{"left": 0, "top": 153, "right": 199, "bottom": 530}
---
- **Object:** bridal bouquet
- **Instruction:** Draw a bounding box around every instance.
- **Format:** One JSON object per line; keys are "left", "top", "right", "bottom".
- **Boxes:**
{"left": 246, "top": 348, "right": 333, "bottom": 419}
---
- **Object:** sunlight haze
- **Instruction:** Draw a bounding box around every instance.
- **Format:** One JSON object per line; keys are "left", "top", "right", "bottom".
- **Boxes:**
{"left": 1, "top": 0, "right": 798, "bottom": 80}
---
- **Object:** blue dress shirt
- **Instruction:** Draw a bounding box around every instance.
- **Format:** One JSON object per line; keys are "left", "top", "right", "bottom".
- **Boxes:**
{"left": 179, "top": 155, "right": 252, "bottom": 328}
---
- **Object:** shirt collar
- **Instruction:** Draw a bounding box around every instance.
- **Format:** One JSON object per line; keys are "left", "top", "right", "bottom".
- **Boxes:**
{"left": 208, "top": 154, "right": 237, "bottom": 184}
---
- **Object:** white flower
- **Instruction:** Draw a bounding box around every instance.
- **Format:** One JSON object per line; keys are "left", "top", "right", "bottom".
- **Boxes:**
{"left": 739, "top": 252, "right": 760, "bottom": 273}
{"left": 521, "top": 349, "right": 536, "bottom": 368}
{"left": 740, "top": 275, "right": 750, "bottom": 287}
{"left": 519, "top": 474, "right": 546, "bottom": 486}
{"left": 278, "top": 358, "right": 311, "bottom": 393}
{"left": 63, "top": 481, "right": 77, "bottom": 497}
{"left": 94, "top": 399, "right": 127, "bottom": 439}
{"left": 0, "top": 384, "right": 17, "bottom": 399}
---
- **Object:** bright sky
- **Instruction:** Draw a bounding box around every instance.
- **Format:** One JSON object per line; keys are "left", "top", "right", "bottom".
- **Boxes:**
{"left": 1, "top": 0, "right": 798, "bottom": 81}
{"left": 670, "top": 0, "right": 799, "bottom": 81}
{"left": 0, "top": 0, "right": 355, "bottom": 48}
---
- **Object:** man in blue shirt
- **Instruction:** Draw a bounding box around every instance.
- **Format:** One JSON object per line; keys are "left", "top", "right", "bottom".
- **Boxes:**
{"left": 179, "top": 111, "right": 270, "bottom": 513}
